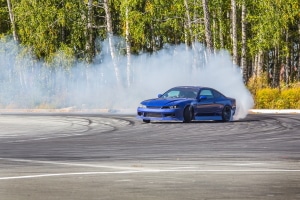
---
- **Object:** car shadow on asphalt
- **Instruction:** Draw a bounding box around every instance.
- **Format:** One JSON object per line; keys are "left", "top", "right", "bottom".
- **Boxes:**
{"left": 142, "top": 119, "right": 260, "bottom": 124}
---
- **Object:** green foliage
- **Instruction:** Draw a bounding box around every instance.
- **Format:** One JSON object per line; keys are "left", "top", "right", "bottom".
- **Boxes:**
{"left": 247, "top": 0, "right": 299, "bottom": 56}
{"left": 14, "top": 0, "right": 87, "bottom": 61}
{"left": 50, "top": 44, "right": 75, "bottom": 70}
{"left": 0, "top": 0, "right": 9, "bottom": 35}
{"left": 0, "top": 0, "right": 299, "bottom": 89}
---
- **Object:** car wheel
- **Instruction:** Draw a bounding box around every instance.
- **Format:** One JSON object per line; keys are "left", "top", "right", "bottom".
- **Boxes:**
{"left": 143, "top": 119, "right": 150, "bottom": 123}
{"left": 183, "top": 106, "right": 192, "bottom": 123}
{"left": 222, "top": 106, "right": 232, "bottom": 122}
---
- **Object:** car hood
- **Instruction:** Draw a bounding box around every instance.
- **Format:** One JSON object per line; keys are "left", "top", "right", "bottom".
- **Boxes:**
{"left": 141, "top": 98, "right": 189, "bottom": 107}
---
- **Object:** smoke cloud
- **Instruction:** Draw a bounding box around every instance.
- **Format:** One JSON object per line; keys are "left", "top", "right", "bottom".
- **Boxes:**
{"left": 0, "top": 38, "right": 253, "bottom": 119}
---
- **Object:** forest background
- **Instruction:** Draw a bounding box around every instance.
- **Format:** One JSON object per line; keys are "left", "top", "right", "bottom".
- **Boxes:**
{"left": 0, "top": 0, "right": 300, "bottom": 109}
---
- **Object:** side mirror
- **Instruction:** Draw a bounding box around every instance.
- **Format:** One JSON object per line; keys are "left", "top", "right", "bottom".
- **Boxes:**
{"left": 158, "top": 94, "right": 163, "bottom": 98}
{"left": 199, "top": 95, "right": 207, "bottom": 101}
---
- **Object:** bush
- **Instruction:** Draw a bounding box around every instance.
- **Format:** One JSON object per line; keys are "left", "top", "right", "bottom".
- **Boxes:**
{"left": 255, "top": 88, "right": 280, "bottom": 109}
{"left": 254, "top": 86, "right": 300, "bottom": 109}
{"left": 280, "top": 88, "right": 300, "bottom": 109}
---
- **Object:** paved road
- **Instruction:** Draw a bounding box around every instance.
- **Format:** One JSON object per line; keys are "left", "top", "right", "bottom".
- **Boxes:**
{"left": 0, "top": 113, "right": 300, "bottom": 200}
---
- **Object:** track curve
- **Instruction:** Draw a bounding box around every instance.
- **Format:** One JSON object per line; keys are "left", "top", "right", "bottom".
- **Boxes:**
{"left": 0, "top": 113, "right": 300, "bottom": 200}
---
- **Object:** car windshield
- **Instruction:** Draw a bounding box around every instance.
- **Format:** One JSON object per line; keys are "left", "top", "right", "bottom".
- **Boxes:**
{"left": 161, "top": 88, "right": 198, "bottom": 99}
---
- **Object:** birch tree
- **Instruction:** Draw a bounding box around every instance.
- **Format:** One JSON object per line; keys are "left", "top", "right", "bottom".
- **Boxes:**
{"left": 184, "top": 0, "right": 193, "bottom": 48}
{"left": 6, "top": 0, "right": 18, "bottom": 41}
{"left": 85, "top": 0, "right": 95, "bottom": 63}
{"left": 241, "top": 1, "right": 247, "bottom": 81}
{"left": 125, "top": 5, "right": 131, "bottom": 87}
{"left": 120, "top": 0, "right": 132, "bottom": 87}
{"left": 201, "top": 0, "right": 213, "bottom": 54}
{"left": 103, "top": 0, "right": 121, "bottom": 86}
{"left": 231, "top": 0, "right": 238, "bottom": 65}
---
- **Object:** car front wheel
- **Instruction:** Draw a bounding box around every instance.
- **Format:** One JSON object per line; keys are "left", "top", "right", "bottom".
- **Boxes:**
{"left": 183, "top": 106, "right": 192, "bottom": 123}
{"left": 143, "top": 119, "right": 150, "bottom": 123}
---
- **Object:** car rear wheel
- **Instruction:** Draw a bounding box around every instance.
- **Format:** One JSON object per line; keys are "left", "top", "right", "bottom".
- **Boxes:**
{"left": 222, "top": 106, "right": 232, "bottom": 122}
{"left": 183, "top": 106, "right": 192, "bottom": 123}
{"left": 143, "top": 119, "right": 150, "bottom": 123}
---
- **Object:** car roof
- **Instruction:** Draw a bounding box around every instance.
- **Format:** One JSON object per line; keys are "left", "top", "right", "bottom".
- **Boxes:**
{"left": 173, "top": 86, "right": 207, "bottom": 90}
{"left": 172, "top": 86, "right": 220, "bottom": 93}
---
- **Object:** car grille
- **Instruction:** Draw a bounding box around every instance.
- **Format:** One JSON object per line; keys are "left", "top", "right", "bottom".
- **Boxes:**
{"left": 145, "top": 112, "right": 162, "bottom": 118}
{"left": 146, "top": 106, "right": 161, "bottom": 109}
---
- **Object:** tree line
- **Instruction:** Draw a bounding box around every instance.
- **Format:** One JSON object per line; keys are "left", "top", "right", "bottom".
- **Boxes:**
{"left": 1, "top": 0, "right": 300, "bottom": 88}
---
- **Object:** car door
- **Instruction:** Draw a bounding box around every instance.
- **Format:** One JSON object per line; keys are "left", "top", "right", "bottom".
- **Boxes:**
{"left": 211, "top": 89, "right": 227, "bottom": 115}
{"left": 193, "top": 89, "right": 218, "bottom": 116}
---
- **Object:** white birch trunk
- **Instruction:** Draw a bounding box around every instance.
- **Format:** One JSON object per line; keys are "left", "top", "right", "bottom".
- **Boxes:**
{"left": 257, "top": 50, "right": 263, "bottom": 77}
{"left": 202, "top": 0, "right": 213, "bottom": 55}
{"left": 103, "top": 0, "right": 121, "bottom": 85}
{"left": 184, "top": 22, "right": 189, "bottom": 50}
{"left": 218, "top": 8, "right": 224, "bottom": 49}
{"left": 184, "top": 0, "right": 197, "bottom": 68}
{"left": 125, "top": 6, "right": 131, "bottom": 87}
{"left": 7, "top": 0, "right": 18, "bottom": 41}
{"left": 231, "top": 0, "right": 238, "bottom": 65}
{"left": 184, "top": 0, "right": 193, "bottom": 47}
{"left": 241, "top": 3, "right": 247, "bottom": 81}
{"left": 85, "top": 0, "right": 94, "bottom": 63}
{"left": 285, "top": 31, "right": 290, "bottom": 85}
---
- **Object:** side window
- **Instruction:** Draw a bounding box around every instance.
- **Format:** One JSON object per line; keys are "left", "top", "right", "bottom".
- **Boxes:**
{"left": 212, "top": 90, "right": 224, "bottom": 99}
{"left": 199, "top": 89, "right": 214, "bottom": 99}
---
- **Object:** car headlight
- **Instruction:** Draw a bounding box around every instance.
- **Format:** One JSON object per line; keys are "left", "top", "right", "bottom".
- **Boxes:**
{"left": 163, "top": 105, "right": 179, "bottom": 109}
{"left": 139, "top": 104, "right": 147, "bottom": 108}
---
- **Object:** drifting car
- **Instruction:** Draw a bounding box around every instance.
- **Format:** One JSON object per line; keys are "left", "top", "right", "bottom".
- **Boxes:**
{"left": 137, "top": 86, "right": 236, "bottom": 123}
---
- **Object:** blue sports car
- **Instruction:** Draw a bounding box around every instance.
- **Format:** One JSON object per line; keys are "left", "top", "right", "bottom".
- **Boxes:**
{"left": 137, "top": 86, "right": 236, "bottom": 123}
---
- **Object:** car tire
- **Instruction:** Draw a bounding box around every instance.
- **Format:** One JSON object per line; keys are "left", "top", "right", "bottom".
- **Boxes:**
{"left": 143, "top": 119, "right": 150, "bottom": 123}
{"left": 222, "top": 106, "right": 232, "bottom": 122}
{"left": 183, "top": 106, "right": 192, "bottom": 123}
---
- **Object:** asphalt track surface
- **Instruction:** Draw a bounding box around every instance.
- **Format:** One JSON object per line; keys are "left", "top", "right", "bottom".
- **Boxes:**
{"left": 0, "top": 113, "right": 300, "bottom": 200}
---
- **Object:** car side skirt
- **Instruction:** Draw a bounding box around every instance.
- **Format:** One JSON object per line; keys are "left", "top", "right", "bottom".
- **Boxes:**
{"left": 136, "top": 108, "right": 235, "bottom": 122}
{"left": 194, "top": 116, "right": 223, "bottom": 121}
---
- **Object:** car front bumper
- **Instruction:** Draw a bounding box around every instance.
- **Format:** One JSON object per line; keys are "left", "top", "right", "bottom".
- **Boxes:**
{"left": 137, "top": 107, "right": 183, "bottom": 121}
